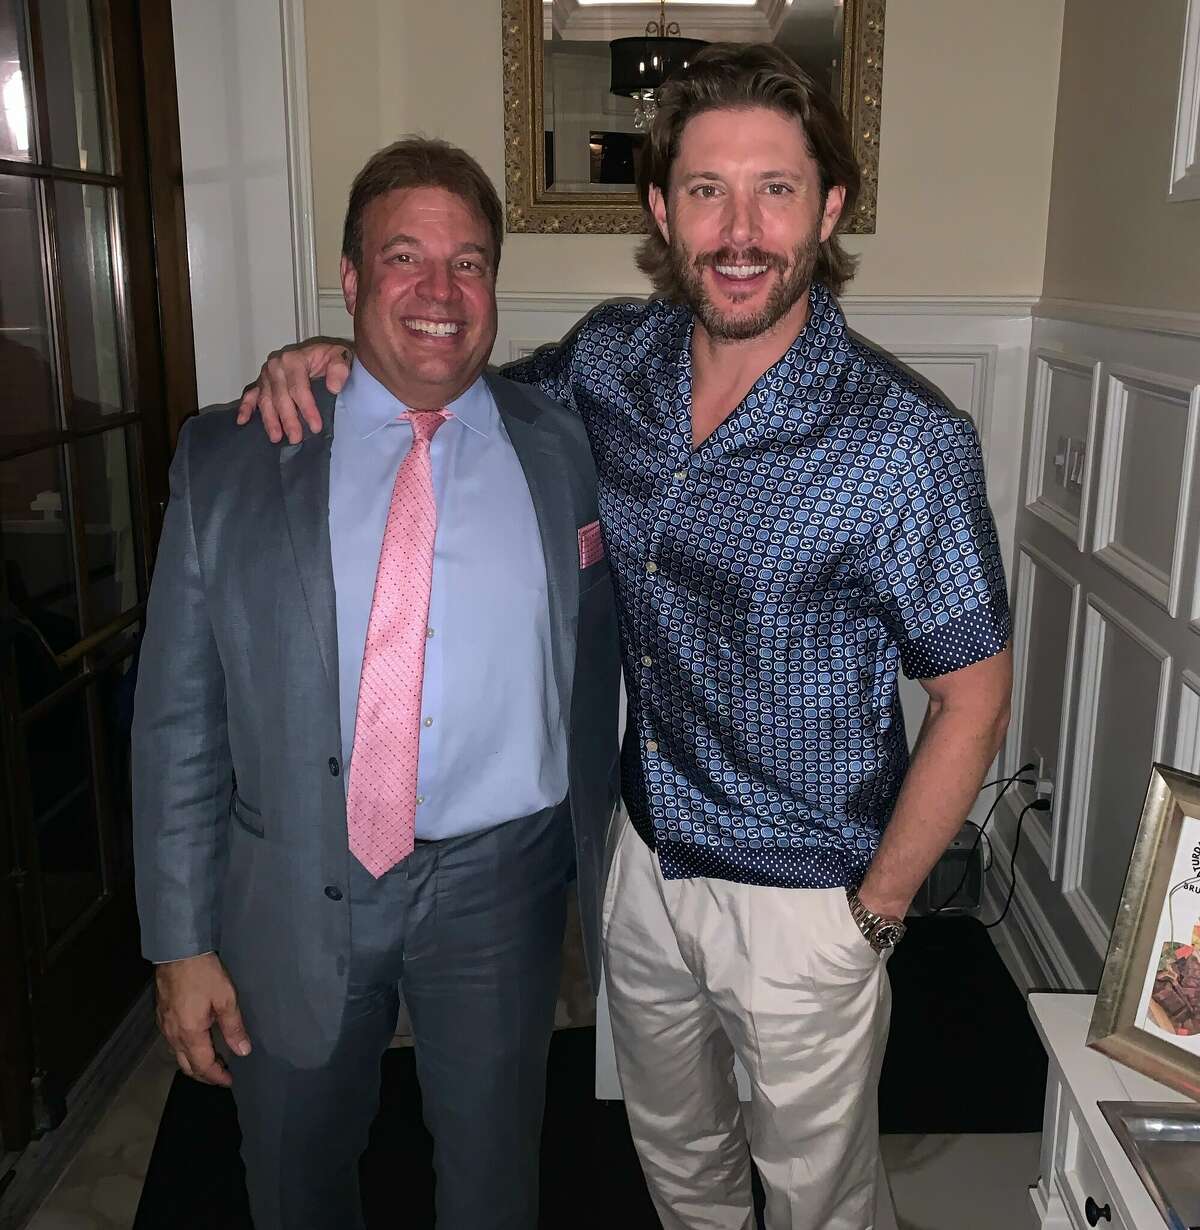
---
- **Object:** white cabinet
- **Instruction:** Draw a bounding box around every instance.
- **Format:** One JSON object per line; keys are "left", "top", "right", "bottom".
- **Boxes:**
{"left": 1029, "top": 993, "right": 1190, "bottom": 1230}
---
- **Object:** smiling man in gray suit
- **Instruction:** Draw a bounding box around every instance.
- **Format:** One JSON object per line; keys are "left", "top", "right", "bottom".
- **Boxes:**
{"left": 132, "top": 138, "right": 621, "bottom": 1230}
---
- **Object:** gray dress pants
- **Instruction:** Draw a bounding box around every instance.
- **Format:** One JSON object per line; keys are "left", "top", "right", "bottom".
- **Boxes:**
{"left": 228, "top": 803, "right": 572, "bottom": 1230}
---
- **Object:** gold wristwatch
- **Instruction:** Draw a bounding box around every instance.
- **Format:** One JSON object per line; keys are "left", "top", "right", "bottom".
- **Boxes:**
{"left": 846, "top": 887, "right": 906, "bottom": 953}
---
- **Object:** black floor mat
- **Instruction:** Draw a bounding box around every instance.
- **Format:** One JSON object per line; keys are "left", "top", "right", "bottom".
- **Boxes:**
{"left": 134, "top": 917, "right": 1046, "bottom": 1228}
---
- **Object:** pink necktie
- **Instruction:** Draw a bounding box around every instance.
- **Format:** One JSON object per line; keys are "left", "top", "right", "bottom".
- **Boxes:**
{"left": 346, "top": 408, "right": 448, "bottom": 877}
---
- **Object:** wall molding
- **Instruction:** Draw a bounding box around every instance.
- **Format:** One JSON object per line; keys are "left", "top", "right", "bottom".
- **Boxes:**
{"left": 281, "top": 0, "right": 319, "bottom": 339}
{"left": 317, "top": 288, "right": 1039, "bottom": 326}
{"left": 1091, "top": 365, "right": 1200, "bottom": 617}
{"left": 1006, "top": 545, "right": 1082, "bottom": 881}
{"left": 1178, "top": 670, "right": 1200, "bottom": 773}
{"left": 1170, "top": 0, "right": 1200, "bottom": 201}
{"left": 1036, "top": 297, "right": 1200, "bottom": 342}
{"left": 1062, "top": 598, "right": 1172, "bottom": 958}
{"left": 985, "top": 806, "right": 1084, "bottom": 993}
{"left": 1023, "top": 349, "right": 1103, "bottom": 551}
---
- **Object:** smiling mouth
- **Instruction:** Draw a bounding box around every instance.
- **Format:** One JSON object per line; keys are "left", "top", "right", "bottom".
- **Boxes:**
{"left": 403, "top": 318, "right": 462, "bottom": 337}
{"left": 713, "top": 264, "right": 769, "bottom": 279}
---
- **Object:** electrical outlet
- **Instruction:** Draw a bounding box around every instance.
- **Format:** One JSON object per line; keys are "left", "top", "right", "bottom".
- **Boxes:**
{"left": 1028, "top": 746, "right": 1046, "bottom": 782}
{"left": 1028, "top": 746, "right": 1054, "bottom": 802}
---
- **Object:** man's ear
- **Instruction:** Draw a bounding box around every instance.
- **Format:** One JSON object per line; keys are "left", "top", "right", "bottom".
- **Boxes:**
{"left": 648, "top": 183, "right": 670, "bottom": 244}
{"left": 819, "top": 185, "right": 846, "bottom": 244}
{"left": 340, "top": 254, "right": 359, "bottom": 317}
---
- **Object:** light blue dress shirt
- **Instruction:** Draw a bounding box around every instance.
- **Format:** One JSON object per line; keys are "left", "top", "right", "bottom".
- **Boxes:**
{"left": 329, "top": 361, "right": 567, "bottom": 840}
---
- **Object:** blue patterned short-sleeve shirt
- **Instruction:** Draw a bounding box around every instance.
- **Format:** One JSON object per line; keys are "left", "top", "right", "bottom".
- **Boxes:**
{"left": 507, "top": 282, "right": 1010, "bottom": 889}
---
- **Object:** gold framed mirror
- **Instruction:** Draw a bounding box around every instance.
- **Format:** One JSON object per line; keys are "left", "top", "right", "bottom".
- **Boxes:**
{"left": 501, "top": 0, "right": 885, "bottom": 236}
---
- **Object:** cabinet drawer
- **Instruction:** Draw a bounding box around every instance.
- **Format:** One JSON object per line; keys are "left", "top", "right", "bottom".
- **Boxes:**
{"left": 1057, "top": 1105, "right": 1128, "bottom": 1230}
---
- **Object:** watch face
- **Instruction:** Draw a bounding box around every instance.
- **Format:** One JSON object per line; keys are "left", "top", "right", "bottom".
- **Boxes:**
{"left": 876, "top": 922, "right": 906, "bottom": 949}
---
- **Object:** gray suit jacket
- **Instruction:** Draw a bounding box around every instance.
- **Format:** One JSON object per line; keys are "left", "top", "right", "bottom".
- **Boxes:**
{"left": 132, "top": 374, "right": 621, "bottom": 1068}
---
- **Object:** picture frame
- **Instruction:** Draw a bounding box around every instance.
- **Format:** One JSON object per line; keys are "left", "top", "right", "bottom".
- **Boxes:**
{"left": 1088, "top": 763, "right": 1200, "bottom": 1100}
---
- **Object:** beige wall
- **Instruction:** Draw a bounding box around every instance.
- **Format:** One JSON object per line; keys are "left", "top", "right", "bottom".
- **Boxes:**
{"left": 306, "top": 0, "right": 1064, "bottom": 299}
{"left": 1041, "top": 0, "right": 1200, "bottom": 312}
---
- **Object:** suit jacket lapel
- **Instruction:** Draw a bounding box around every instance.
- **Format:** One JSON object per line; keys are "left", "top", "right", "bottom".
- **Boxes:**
{"left": 279, "top": 381, "right": 339, "bottom": 693}
{"left": 487, "top": 372, "right": 577, "bottom": 724}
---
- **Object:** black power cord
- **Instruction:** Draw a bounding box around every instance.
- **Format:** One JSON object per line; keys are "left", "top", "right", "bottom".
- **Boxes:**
{"left": 985, "top": 796, "right": 1052, "bottom": 929}
{"left": 929, "top": 763, "right": 1036, "bottom": 913}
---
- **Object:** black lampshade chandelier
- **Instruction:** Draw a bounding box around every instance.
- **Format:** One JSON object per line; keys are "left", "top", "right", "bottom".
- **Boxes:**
{"left": 609, "top": 0, "right": 706, "bottom": 129}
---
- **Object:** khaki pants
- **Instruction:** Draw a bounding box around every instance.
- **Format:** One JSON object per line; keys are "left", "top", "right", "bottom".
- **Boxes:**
{"left": 601, "top": 813, "right": 891, "bottom": 1230}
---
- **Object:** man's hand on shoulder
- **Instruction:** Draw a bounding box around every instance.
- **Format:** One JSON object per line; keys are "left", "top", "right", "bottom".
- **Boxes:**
{"left": 154, "top": 952, "right": 251, "bottom": 1087}
{"left": 235, "top": 338, "right": 355, "bottom": 444}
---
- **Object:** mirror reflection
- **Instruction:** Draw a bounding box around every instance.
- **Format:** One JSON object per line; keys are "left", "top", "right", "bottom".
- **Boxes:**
{"left": 541, "top": 0, "right": 846, "bottom": 195}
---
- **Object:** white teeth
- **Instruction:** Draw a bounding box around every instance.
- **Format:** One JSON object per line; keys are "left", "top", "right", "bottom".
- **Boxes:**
{"left": 405, "top": 319, "right": 460, "bottom": 336}
{"left": 715, "top": 265, "right": 768, "bottom": 279}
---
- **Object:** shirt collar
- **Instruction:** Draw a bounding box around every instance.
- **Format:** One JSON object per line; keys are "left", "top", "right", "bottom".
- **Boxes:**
{"left": 337, "top": 359, "right": 495, "bottom": 441}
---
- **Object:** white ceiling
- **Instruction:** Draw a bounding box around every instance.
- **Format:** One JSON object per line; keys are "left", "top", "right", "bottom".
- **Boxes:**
{"left": 544, "top": 0, "right": 841, "bottom": 47}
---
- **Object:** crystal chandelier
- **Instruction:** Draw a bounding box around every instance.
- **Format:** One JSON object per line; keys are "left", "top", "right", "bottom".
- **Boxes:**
{"left": 609, "top": 0, "right": 707, "bottom": 130}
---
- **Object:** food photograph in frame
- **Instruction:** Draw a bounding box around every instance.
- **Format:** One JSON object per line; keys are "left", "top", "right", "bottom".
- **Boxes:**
{"left": 1088, "top": 763, "right": 1200, "bottom": 1100}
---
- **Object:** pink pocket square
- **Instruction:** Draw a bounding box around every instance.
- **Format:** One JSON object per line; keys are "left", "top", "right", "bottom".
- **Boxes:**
{"left": 578, "top": 520, "right": 605, "bottom": 568}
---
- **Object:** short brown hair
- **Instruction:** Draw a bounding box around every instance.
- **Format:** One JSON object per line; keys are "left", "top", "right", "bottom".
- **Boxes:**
{"left": 636, "top": 43, "right": 861, "bottom": 296}
{"left": 342, "top": 137, "right": 504, "bottom": 273}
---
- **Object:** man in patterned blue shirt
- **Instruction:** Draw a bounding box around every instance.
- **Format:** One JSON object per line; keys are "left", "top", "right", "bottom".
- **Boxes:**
{"left": 243, "top": 42, "right": 1012, "bottom": 1230}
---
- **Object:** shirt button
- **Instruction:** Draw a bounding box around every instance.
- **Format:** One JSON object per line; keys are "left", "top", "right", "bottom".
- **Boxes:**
{"left": 423, "top": 717, "right": 433, "bottom": 728}
{"left": 328, "top": 757, "right": 340, "bottom": 777}
{"left": 673, "top": 470, "right": 686, "bottom": 481}
{"left": 416, "top": 795, "right": 425, "bottom": 805}
{"left": 426, "top": 627, "right": 434, "bottom": 638}
{"left": 646, "top": 561, "right": 657, "bottom": 574}
{"left": 642, "top": 655, "right": 653, "bottom": 667}
{"left": 324, "top": 885, "right": 343, "bottom": 901}
{"left": 646, "top": 740, "right": 658, "bottom": 753}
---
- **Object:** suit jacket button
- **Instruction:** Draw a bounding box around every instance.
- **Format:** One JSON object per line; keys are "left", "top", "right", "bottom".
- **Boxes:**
{"left": 328, "top": 757, "right": 340, "bottom": 777}
{"left": 324, "top": 885, "right": 343, "bottom": 901}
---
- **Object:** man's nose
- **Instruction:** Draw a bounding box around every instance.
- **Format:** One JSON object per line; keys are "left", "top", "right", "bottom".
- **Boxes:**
{"left": 722, "top": 191, "right": 761, "bottom": 249}
{"left": 418, "top": 260, "right": 456, "bottom": 302}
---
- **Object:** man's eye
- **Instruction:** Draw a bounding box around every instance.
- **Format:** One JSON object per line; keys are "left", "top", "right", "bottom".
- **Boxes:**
{"left": 389, "top": 253, "right": 413, "bottom": 264}
{"left": 764, "top": 183, "right": 793, "bottom": 195}
{"left": 691, "top": 185, "right": 719, "bottom": 199}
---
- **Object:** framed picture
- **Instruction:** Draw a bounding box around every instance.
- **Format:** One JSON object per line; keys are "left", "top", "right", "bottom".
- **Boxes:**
{"left": 1088, "top": 763, "right": 1200, "bottom": 1100}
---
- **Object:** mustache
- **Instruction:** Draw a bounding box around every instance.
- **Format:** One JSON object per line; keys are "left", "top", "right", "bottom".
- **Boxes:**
{"left": 694, "top": 247, "right": 788, "bottom": 272}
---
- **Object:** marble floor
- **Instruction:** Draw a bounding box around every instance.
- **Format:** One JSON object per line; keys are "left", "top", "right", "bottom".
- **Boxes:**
{"left": 23, "top": 1039, "right": 1042, "bottom": 1230}
{"left": 25, "top": 1037, "right": 177, "bottom": 1230}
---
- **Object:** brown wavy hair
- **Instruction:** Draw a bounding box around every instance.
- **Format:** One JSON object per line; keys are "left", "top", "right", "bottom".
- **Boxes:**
{"left": 635, "top": 43, "right": 861, "bottom": 297}
{"left": 342, "top": 137, "right": 504, "bottom": 273}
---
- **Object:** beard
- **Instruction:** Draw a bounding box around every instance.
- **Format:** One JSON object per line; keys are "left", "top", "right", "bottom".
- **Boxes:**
{"left": 668, "top": 231, "right": 822, "bottom": 341}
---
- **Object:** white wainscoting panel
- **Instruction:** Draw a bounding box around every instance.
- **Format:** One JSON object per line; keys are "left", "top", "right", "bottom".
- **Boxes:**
{"left": 1170, "top": 0, "right": 1200, "bottom": 201}
{"left": 1178, "top": 670, "right": 1200, "bottom": 774}
{"left": 1001, "top": 305, "right": 1200, "bottom": 989}
{"left": 1024, "top": 351, "right": 1102, "bottom": 551}
{"left": 1062, "top": 600, "right": 1171, "bottom": 957}
{"left": 1091, "top": 366, "right": 1200, "bottom": 615}
{"left": 1006, "top": 547, "right": 1080, "bottom": 876}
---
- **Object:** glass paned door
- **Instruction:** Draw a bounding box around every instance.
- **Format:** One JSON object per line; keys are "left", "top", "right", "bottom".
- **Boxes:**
{"left": 0, "top": 0, "right": 184, "bottom": 1150}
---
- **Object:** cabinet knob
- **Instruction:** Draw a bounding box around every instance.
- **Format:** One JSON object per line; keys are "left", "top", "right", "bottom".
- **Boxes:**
{"left": 1085, "top": 1195, "right": 1111, "bottom": 1225}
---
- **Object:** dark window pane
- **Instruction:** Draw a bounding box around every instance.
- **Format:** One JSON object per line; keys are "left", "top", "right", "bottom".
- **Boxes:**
{"left": 0, "top": 446, "right": 80, "bottom": 688}
{"left": 37, "top": 0, "right": 107, "bottom": 172}
{"left": 55, "top": 182, "right": 124, "bottom": 423}
{"left": 75, "top": 426, "right": 141, "bottom": 629}
{"left": 0, "top": 174, "right": 59, "bottom": 443}
{"left": 95, "top": 643, "right": 137, "bottom": 879}
{"left": 25, "top": 685, "right": 102, "bottom": 943}
{"left": 0, "top": 0, "right": 34, "bottom": 161}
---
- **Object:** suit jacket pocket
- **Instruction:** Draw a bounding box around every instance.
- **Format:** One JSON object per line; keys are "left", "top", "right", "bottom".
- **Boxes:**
{"left": 230, "top": 791, "right": 265, "bottom": 838}
{"left": 578, "top": 559, "right": 612, "bottom": 596}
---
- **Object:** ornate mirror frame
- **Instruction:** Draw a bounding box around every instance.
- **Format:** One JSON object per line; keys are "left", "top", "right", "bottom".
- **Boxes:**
{"left": 501, "top": 0, "right": 885, "bottom": 236}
